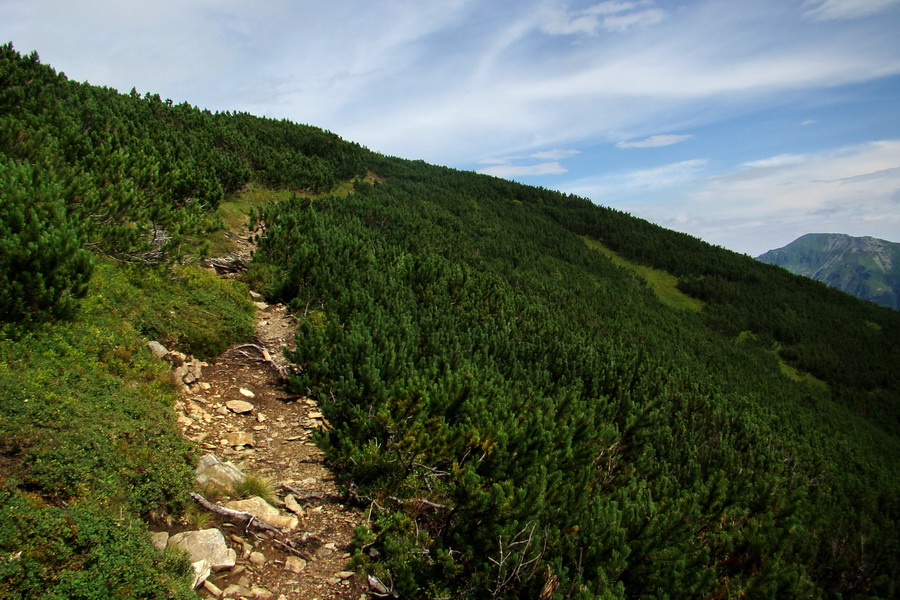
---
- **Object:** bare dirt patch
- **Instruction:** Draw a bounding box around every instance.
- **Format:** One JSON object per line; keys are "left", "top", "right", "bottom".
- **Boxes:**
{"left": 173, "top": 280, "right": 367, "bottom": 599}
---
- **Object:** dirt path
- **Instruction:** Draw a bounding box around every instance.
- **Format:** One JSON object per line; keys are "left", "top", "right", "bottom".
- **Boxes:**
{"left": 173, "top": 238, "right": 368, "bottom": 600}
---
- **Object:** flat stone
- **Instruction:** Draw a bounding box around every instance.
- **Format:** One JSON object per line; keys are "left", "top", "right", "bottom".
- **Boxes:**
{"left": 284, "top": 555, "right": 306, "bottom": 573}
{"left": 146, "top": 340, "right": 168, "bottom": 358}
{"left": 222, "top": 584, "right": 251, "bottom": 597}
{"left": 150, "top": 531, "right": 169, "bottom": 551}
{"left": 249, "top": 290, "right": 263, "bottom": 299}
{"left": 224, "top": 497, "right": 298, "bottom": 531}
{"left": 195, "top": 454, "right": 246, "bottom": 490}
{"left": 253, "top": 301, "right": 269, "bottom": 310}
{"left": 168, "top": 529, "right": 236, "bottom": 571}
{"left": 191, "top": 559, "right": 211, "bottom": 589}
{"left": 284, "top": 494, "right": 304, "bottom": 516}
{"left": 249, "top": 551, "right": 267, "bottom": 566}
{"left": 203, "top": 579, "right": 223, "bottom": 597}
{"left": 226, "top": 400, "right": 254, "bottom": 414}
{"left": 251, "top": 587, "right": 274, "bottom": 600}
{"left": 337, "top": 571, "right": 354, "bottom": 579}
{"left": 239, "top": 387, "right": 256, "bottom": 398}
{"left": 225, "top": 431, "right": 255, "bottom": 447}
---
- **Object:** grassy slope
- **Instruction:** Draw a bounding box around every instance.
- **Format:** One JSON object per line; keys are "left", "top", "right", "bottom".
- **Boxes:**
{"left": 0, "top": 200, "right": 259, "bottom": 597}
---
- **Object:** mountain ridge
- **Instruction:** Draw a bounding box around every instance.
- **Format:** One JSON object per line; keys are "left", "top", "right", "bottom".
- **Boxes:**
{"left": 757, "top": 232, "right": 900, "bottom": 309}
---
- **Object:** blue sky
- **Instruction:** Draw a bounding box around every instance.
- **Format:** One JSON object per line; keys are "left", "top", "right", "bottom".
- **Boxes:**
{"left": 2, "top": 0, "right": 899, "bottom": 255}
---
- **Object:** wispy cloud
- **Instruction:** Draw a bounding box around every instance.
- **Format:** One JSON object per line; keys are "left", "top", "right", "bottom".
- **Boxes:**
{"left": 617, "top": 134, "right": 692, "bottom": 148}
{"left": 804, "top": 0, "right": 900, "bottom": 21}
{"left": 478, "top": 161, "right": 568, "bottom": 177}
{"left": 529, "top": 149, "right": 582, "bottom": 160}
{"left": 643, "top": 141, "right": 900, "bottom": 254}
{"left": 541, "top": 1, "right": 665, "bottom": 36}
{"left": 563, "top": 159, "right": 709, "bottom": 198}
{"left": 741, "top": 154, "right": 807, "bottom": 168}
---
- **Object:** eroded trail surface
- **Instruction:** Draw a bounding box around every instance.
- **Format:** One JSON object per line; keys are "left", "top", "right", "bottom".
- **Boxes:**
{"left": 174, "top": 255, "right": 367, "bottom": 599}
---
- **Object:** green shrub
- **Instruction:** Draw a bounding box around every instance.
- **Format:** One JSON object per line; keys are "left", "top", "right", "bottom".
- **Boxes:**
{"left": 0, "top": 159, "right": 92, "bottom": 324}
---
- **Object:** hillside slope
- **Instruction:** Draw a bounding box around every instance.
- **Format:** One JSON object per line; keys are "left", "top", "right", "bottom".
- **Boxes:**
{"left": 2, "top": 45, "right": 899, "bottom": 599}
{"left": 757, "top": 233, "right": 900, "bottom": 310}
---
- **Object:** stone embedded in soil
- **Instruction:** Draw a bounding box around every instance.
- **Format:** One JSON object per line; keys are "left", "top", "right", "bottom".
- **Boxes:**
{"left": 167, "top": 529, "right": 236, "bottom": 571}
{"left": 284, "top": 555, "right": 307, "bottom": 573}
{"left": 150, "top": 531, "right": 169, "bottom": 551}
{"left": 249, "top": 551, "right": 267, "bottom": 566}
{"left": 191, "top": 559, "right": 211, "bottom": 589}
{"left": 239, "top": 387, "right": 256, "bottom": 398}
{"left": 195, "top": 453, "right": 246, "bottom": 489}
{"left": 226, "top": 400, "right": 254, "bottom": 414}
{"left": 224, "top": 496, "right": 299, "bottom": 530}
{"left": 225, "top": 431, "right": 255, "bottom": 447}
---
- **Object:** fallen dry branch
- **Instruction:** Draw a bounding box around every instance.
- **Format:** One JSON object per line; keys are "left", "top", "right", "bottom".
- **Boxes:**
{"left": 271, "top": 538, "right": 314, "bottom": 562}
{"left": 233, "top": 343, "right": 290, "bottom": 381}
{"left": 189, "top": 492, "right": 281, "bottom": 535}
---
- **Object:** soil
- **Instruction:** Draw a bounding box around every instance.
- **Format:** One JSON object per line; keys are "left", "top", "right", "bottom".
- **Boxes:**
{"left": 171, "top": 233, "right": 369, "bottom": 600}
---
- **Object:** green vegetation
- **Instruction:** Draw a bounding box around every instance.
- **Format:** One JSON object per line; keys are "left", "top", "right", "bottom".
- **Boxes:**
{"left": 251, "top": 159, "right": 899, "bottom": 598}
{"left": 2, "top": 43, "right": 898, "bottom": 599}
{"left": 582, "top": 236, "right": 704, "bottom": 312}
{"left": 0, "top": 260, "right": 255, "bottom": 598}
{"left": 0, "top": 43, "right": 364, "bottom": 597}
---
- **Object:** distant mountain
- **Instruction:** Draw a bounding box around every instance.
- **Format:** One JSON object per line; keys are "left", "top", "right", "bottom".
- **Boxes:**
{"left": 757, "top": 233, "right": 900, "bottom": 309}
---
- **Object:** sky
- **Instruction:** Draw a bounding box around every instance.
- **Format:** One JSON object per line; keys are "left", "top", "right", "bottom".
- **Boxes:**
{"left": 2, "top": 0, "right": 900, "bottom": 256}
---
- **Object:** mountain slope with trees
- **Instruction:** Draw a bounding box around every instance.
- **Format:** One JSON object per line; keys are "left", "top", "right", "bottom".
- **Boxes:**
{"left": 757, "top": 233, "right": 900, "bottom": 310}
{"left": 1, "top": 44, "right": 898, "bottom": 599}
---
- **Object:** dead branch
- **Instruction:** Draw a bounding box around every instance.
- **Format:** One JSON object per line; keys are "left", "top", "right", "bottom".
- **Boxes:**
{"left": 189, "top": 492, "right": 280, "bottom": 535}
{"left": 271, "top": 538, "right": 314, "bottom": 562}
{"left": 233, "top": 343, "right": 290, "bottom": 380}
{"left": 387, "top": 496, "right": 447, "bottom": 511}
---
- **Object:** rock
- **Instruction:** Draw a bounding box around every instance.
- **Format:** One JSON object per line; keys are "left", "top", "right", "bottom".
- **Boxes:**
{"left": 150, "top": 531, "right": 169, "bottom": 551}
{"left": 203, "top": 579, "right": 224, "bottom": 597}
{"left": 253, "top": 301, "right": 269, "bottom": 310}
{"left": 146, "top": 340, "right": 168, "bottom": 358}
{"left": 256, "top": 413, "right": 267, "bottom": 422}
{"left": 226, "top": 400, "right": 254, "bottom": 414}
{"left": 173, "top": 365, "right": 191, "bottom": 384}
{"left": 249, "top": 290, "right": 263, "bottom": 299}
{"left": 168, "top": 529, "right": 236, "bottom": 571}
{"left": 225, "top": 431, "right": 255, "bottom": 447}
{"left": 249, "top": 551, "right": 267, "bottom": 566}
{"left": 337, "top": 571, "right": 355, "bottom": 579}
{"left": 195, "top": 454, "right": 246, "bottom": 489}
{"left": 222, "top": 584, "right": 251, "bottom": 597}
{"left": 177, "top": 415, "right": 194, "bottom": 427}
{"left": 239, "top": 387, "right": 256, "bottom": 398}
{"left": 167, "top": 351, "right": 188, "bottom": 367}
{"left": 284, "top": 555, "right": 306, "bottom": 573}
{"left": 224, "top": 497, "right": 299, "bottom": 531}
{"left": 200, "top": 382, "right": 212, "bottom": 390}
{"left": 191, "top": 559, "right": 211, "bottom": 589}
{"left": 308, "top": 411, "right": 323, "bottom": 419}
{"left": 216, "top": 406, "right": 230, "bottom": 416}
{"left": 284, "top": 494, "right": 304, "bottom": 516}
{"left": 251, "top": 587, "right": 274, "bottom": 600}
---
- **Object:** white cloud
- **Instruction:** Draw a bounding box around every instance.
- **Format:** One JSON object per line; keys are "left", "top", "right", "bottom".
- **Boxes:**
{"left": 541, "top": 1, "right": 664, "bottom": 36}
{"left": 805, "top": 0, "right": 900, "bottom": 21}
{"left": 741, "top": 153, "right": 807, "bottom": 168}
{"left": 638, "top": 140, "right": 900, "bottom": 254}
{"left": 563, "top": 159, "right": 708, "bottom": 198}
{"left": 617, "top": 134, "right": 692, "bottom": 148}
{"left": 529, "top": 149, "right": 582, "bottom": 160}
{"left": 477, "top": 161, "right": 568, "bottom": 177}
